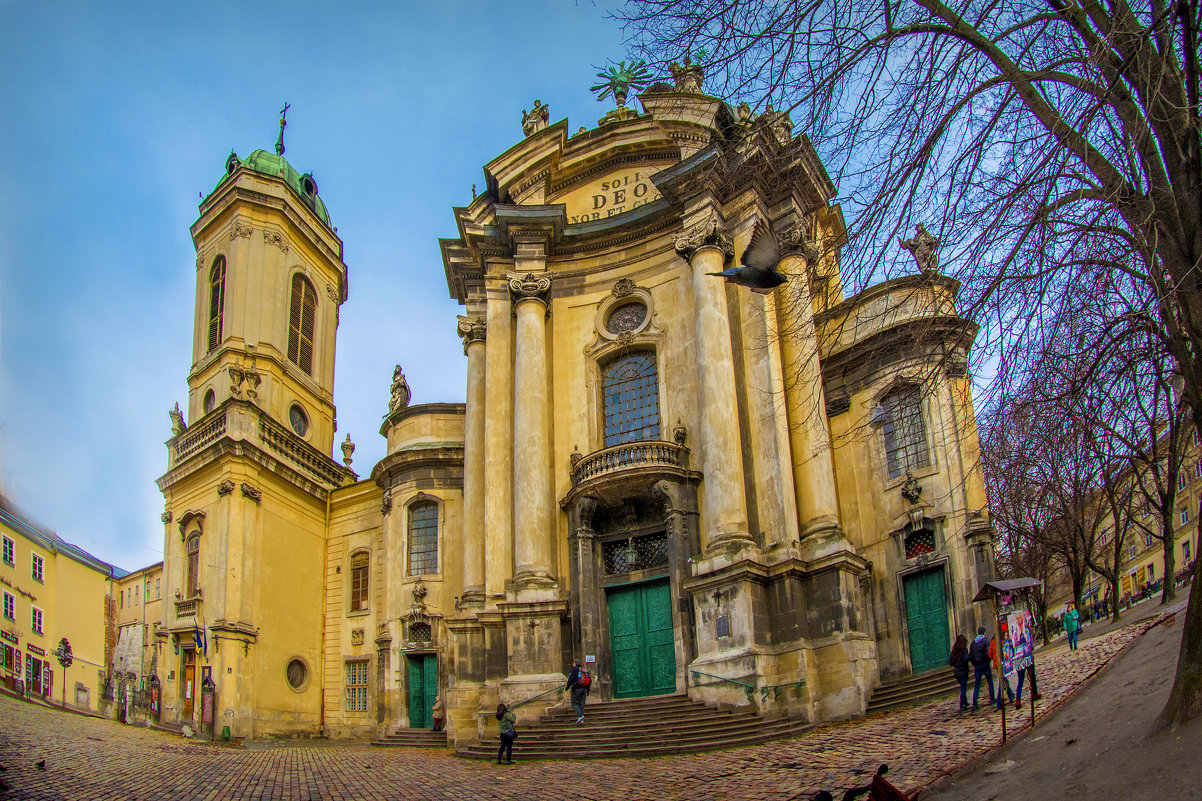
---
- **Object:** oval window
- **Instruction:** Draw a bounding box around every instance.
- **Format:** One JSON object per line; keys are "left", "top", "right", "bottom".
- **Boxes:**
{"left": 289, "top": 404, "right": 309, "bottom": 436}
{"left": 606, "top": 301, "right": 647, "bottom": 334}
{"left": 286, "top": 658, "right": 307, "bottom": 690}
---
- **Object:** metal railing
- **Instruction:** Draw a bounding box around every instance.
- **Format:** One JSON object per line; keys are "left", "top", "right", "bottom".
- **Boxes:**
{"left": 689, "top": 671, "right": 807, "bottom": 704}
{"left": 478, "top": 685, "right": 565, "bottom": 717}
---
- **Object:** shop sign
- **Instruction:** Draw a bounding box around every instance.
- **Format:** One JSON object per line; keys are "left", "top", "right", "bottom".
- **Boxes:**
{"left": 0, "top": 630, "right": 17, "bottom": 645}
{"left": 26, "top": 644, "right": 45, "bottom": 656}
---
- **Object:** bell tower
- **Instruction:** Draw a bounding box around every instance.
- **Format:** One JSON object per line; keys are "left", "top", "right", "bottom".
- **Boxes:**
{"left": 187, "top": 106, "right": 346, "bottom": 453}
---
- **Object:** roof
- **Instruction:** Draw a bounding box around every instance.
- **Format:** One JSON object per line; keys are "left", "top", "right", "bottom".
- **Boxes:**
{"left": 0, "top": 494, "right": 126, "bottom": 578}
{"left": 972, "top": 578, "right": 1045, "bottom": 602}
{"left": 214, "top": 148, "right": 331, "bottom": 228}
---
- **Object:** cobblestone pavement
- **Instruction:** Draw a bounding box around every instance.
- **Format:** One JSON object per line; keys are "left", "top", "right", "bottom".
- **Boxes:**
{"left": 0, "top": 617, "right": 1159, "bottom": 801}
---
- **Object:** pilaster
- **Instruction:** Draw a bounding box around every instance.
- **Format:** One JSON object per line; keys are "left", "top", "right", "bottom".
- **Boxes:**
{"left": 457, "top": 315, "right": 487, "bottom": 607}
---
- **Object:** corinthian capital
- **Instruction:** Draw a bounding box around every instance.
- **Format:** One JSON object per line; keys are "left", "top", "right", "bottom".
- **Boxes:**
{"left": 456, "top": 315, "right": 487, "bottom": 351}
{"left": 507, "top": 272, "right": 552, "bottom": 306}
{"left": 779, "top": 226, "right": 821, "bottom": 264}
{"left": 674, "top": 215, "right": 733, "bottom": 263}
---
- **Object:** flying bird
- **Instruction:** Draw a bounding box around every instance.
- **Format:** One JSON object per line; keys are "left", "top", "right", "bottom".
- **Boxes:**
{"left": 707, "top": 218, "right": 788, "bottom": 293}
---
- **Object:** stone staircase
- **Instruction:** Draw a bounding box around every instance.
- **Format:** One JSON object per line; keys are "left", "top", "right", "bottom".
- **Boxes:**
{"left": 456, "top": 693, "right": 811, "bottom": 760}
{"left": 371, "top": 727, "right": 449, "bottom": 748}
{"left": 864, "top": 667, "right": 958, "bottom": 715}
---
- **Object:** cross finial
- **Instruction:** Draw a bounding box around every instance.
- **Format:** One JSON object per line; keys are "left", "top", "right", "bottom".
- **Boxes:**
{"left": 275, "top": 102, "right": 291, "bottom": 156}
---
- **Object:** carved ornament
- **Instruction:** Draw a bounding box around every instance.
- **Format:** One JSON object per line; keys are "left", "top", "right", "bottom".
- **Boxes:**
{"left": 779, "top": 227, "right": 822, "bottom": 264}
{"left": 217, "top": 480, "right": 235, "bottom": 496}
{"left": 350, "top": 628, "right": 365, "bottom": 646}
{"left": 240, "top": 483, "right": 262, "bottom": 503}
{"left": 674, "top": 216, "right": 733, "bottom": 262}
{"left": 340, "top": 434, "right": 355, "bottom": 468}
{"left": 901, "top": 474, "right": 923, "bottom": 505}
{"left": 507, "top": 272, "right": 552, "bottom": 305}
{"left": 521, "top": 100, "right": 550, "bottom": 136}
{"left": 612, "top": 278, "right": 636, "bottom": 298}
{"left": 228, "top": 366, "right": 244, "bottom": 397}
{"left": 380, "top": 488, "right": 392, "bottom": 516}
{"left": 230, "top": 221, "right": 252, "bottom": 240}
{"left": 668, "top": 57, "right": 704, "bottom": 93}
{"left": 263, "top": 230, "right": 289, "bottom": 253}
{"left": 169, "top": 403, "right": 187, "bottom": 437}
{"left": 161, "top": 511, "right": 173, "bottom": 524}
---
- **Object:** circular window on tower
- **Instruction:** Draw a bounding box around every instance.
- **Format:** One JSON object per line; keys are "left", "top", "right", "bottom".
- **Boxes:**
{"left": 606, "top": 301, "right": 647, "bottom": 335}
{"left": 203, "top": 389, "right": 216, "bottom": 414}
{"left": 286, "top": 658, "right": 308, "bottom": 691}
{"left": 289, "top": 403, "right": 309, "bottom": 436}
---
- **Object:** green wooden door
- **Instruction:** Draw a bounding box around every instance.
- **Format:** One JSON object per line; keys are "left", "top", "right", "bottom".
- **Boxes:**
{"left": 407, "top": 655, "right": 438, "bottom": 728}
{"left": 608, "top": 579, "right": 676, "bottom": 698}
{"left": 904, "top": 568, "right": 950, "bottom": 674}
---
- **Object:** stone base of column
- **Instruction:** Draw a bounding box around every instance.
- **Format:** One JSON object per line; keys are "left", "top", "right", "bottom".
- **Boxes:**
{"left": 796, "top": 524, "right": 854, "bottom": 562}
{"left": 445, "top": 683, "right": 483, "bottom": 747}
{"left": 511, "top": 568, "right": 558, "bottom": 596}
{"left": 459, "top": 587, "right": 486, "bottom": 609}
{"left": 799, "top": 513, "right": 843, "bottom": 540}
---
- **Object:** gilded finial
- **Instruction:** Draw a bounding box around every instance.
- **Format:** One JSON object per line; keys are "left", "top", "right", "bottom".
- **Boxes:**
{"left": 275, "top": 102, "right": 291, "bottom": 156}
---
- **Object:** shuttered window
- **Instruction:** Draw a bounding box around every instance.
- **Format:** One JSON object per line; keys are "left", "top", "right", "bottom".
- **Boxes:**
{"left": 287, "top": 274, "right": 317, "bottom": 374}
{"left": 207, "top": 256, "right": 226, "bottom": 352}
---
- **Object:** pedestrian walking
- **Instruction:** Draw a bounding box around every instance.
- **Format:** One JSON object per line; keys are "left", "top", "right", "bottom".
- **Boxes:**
{"left": 948, "top": 635, "right": 970, "bottom": 712}
{"left": 566, "top": 659, "right": 591, "bottom": 723}
{"left": 968, "top": 625, "right": 995, "bottom": 711}
{"left": 431, "top": 696, "right": 445, "bottom": 732}
{"left": 495, "top": 702, "right": 517, "bottom": 765}
{"left": 1064, "top": 602, "right": 1081, "bottom": 651}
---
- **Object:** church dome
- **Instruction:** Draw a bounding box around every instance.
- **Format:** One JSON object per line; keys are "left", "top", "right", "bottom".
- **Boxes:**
{"left": 216, "top": 148, "right": 331, "bottom": 228}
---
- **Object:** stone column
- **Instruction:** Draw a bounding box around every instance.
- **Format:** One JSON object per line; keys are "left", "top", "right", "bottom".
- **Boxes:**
{"left": 483, "top": 285, "right": 514, "bottom": 603}
{"left": 508, "top": 272, "right": 557, "bottom": 592}
{"left": 775, "top": 243, "right": 845, "bottom": 551}
{"left": 457, "top": 315, "right": 487, "bottom": 607}
{"left": 675, "top": 217, "right": 752, "bottom": 552}
{"left": 567, "top": 496, "right": 601, "bottom": 688}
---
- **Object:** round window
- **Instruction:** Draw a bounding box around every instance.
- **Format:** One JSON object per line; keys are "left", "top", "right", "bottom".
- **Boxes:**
{"left": 286, "top": 658, "right": 307, "bottom": 690}
{"left": 606, "top": 301, "right": 647, "bottom": 334}
{"left": 289, "top": 404, "right": 309, "bottom": 436}
{"left": 203, "top": 389, "right": 216, "bottom": 414}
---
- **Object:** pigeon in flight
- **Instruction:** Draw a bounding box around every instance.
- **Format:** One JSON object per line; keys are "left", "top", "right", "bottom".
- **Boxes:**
{"left": 707, "top": 218, "right": 788, "bottom": 293}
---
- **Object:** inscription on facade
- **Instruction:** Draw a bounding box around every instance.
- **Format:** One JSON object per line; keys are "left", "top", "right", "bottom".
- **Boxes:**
{"left": 558, "top": 167, "right": 665, "bottom": 224}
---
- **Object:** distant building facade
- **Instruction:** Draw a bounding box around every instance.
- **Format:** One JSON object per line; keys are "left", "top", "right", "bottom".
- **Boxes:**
{"left": 152, "top": 73, "right": 995, "bottom": 742}
{"left": 0, "top": 494, "right": 121, "bottom": 713}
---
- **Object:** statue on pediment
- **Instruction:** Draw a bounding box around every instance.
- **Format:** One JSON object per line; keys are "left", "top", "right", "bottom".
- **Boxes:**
{"left": 900, "top": 223, "right": 940, "bottom": 276}
{"left": 521, "top": 100, "right": 550, "bottom": 136}
{"left": 389, "top": 365, "right": 411, "bottom": 413}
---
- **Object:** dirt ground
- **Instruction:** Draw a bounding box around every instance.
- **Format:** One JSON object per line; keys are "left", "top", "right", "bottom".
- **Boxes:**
{"left": 921, "top": 599, "right": 1200, "bottom": 801}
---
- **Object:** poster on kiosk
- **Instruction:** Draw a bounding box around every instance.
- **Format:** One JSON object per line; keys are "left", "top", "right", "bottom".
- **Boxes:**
{"left": 1003, "top": 609, "right": 1035, "bottom": 681}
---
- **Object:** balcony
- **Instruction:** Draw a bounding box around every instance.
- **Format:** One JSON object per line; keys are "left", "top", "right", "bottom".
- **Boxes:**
{"left": 564, "top": 440, "right": 699, "bottom": 507}
{"left": 174, "top": 595, "right": 201, "bottom": 618}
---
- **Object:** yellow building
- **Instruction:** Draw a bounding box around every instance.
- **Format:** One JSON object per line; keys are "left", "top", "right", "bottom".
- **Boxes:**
{"left": 0, "top": 494, "right": 119, "bottom": 713}
{"left": 150, "top": 72, "right": 995, "bottom": 743}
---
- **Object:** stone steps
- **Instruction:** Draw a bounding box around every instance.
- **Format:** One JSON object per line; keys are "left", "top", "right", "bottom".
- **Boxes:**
{"left": 457, "top": 694, "right": 813, "bottom": 760}
{"left": 371, "top": 728, "right": 449, "bottom": 748}
{"left": 865, "top": 667, "right": 958, "bottom": 714}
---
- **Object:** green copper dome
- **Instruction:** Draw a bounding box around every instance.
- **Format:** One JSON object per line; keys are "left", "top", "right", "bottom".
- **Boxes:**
{"left": 215, "top": 149, "right": 332, "bottom": 228}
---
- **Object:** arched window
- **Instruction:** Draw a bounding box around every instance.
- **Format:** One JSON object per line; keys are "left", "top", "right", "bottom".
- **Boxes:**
{"left": 186, "top": 535, "right": 201, "bottom": 597}
{"left": 408, "top": 502, "right": 439, "bottom": 576}
{"left": 601, "top": 352, "right": 660, "bottom": 446}
{"left": 349, "top": 551, "right": 369, "bottom": 612}
{"left": 287, "top": 273, "right": 317, "bottom": 374}
{"left": 880, "top": 386, "right": 930, "bottom": 479}
{"left": 207, "top": 256, "right": 226, "bottom": 352}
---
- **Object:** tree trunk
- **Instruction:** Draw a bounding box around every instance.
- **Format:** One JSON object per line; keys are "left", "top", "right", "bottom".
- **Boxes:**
{"left": 1155, "top": 461, "right": 1202, "bottom": 729}
{"left": 1163, "top": 522, "right": 1178, "bottom": 605}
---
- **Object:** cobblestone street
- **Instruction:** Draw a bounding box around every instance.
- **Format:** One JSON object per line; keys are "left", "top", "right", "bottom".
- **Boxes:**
{"left": 0, "top": 617, "right": 1158, "bottom": 801}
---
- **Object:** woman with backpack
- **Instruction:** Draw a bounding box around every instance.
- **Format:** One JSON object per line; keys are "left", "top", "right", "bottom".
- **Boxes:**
{"left": 566, "top": 660, "right": 591, "bottom": 724}
{"left": 948, "top": 634, "right": 970, "bottom": 712}
{"left": 495, "top": 702, "right": 517, "bottom": 765}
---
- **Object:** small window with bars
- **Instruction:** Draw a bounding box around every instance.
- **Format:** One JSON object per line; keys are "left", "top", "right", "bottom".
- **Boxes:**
{"left": 904, "top": 529, "right": 936, "bottom": 559}
{"left": 880, "top": 387, "right": 930, "bottom": 479}
{"left": 408, "top": 622, "right": 432, "bottom": 643}
{"left": 350, "top": 552, "right": 369, "bottom": 613}
{"left": 207, "top": 256, "right": 226, "bottom": 352}
{"left": 603, "top": 532, "right": 670, "bottom": 575}
{"left": 408, "top": 502, "right": 439, "bottom": 576}
{"left": 344, "top": 659, "right": 368, "bottom": 712}
{"left": 287, "top": 273, "right": 317, "bottom": 375}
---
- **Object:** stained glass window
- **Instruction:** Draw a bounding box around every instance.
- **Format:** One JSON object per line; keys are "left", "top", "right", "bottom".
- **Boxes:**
{"left": 408, "top": 502, "right": 439, "bottom": 576}
{"left": 881, "top": 387, "right": 930, "bottom": 479}
{"left": 602, "top": 353, "right": 660, "bottom": 446}
{"left": 606, "top": 302, "right": 647, "bottom": 334}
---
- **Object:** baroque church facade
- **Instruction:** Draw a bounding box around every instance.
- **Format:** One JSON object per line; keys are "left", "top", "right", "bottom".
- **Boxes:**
{"left": 154, "top": 69, "right": 995, "bottom": 742}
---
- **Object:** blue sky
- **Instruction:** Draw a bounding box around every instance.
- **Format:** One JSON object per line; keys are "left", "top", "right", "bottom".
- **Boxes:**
{"left": 0, "top": 1, "right": 628, "bottom": 572}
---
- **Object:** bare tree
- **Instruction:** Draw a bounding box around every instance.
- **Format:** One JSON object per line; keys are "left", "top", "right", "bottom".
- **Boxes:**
{"left": 619, "top": 0, "right": 1202, "bottom": 729}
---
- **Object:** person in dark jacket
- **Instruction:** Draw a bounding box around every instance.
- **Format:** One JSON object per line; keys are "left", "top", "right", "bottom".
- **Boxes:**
{"left": 566, "top": 660, "right": 589, "bottom": 724}
{"left": 968, "top": 625, "right": 995, "bottom": 711}
{"left": 948, "top": 634, "right": 970, "bottom": 712}
{"left": 495, "top": 703, "right": 516, "bottom": 765}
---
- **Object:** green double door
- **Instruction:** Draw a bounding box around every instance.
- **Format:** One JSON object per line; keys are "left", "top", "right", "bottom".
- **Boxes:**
{"left": 904, "top": 568, "right": 950, "bottom": 674}
{"left": 407, "top": 655, "right": 438, "bottom": 728}
{"left": 607, "top": 579, "right": 676, "bottom": 698}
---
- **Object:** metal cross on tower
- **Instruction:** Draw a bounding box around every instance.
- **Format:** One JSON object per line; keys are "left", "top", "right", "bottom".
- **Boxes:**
{"left": 275, "top": 102, "right": 291, "bottom": 156}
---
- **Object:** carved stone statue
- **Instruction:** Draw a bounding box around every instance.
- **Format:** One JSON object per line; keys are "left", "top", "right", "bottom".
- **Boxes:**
{"left": 388, "top": 365, "right": 411, "bottom": 413}
{"left": 668, "top": 55, "right": 704, "bottom": 93}
{"left": 900, "top": 223, "right": 940, "bottom": 275}
{"left": 521, "top": 100, "right": 550, "bottom": 136}
{"left": 169, "top": 403, "right": 186, "bottom": 437}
